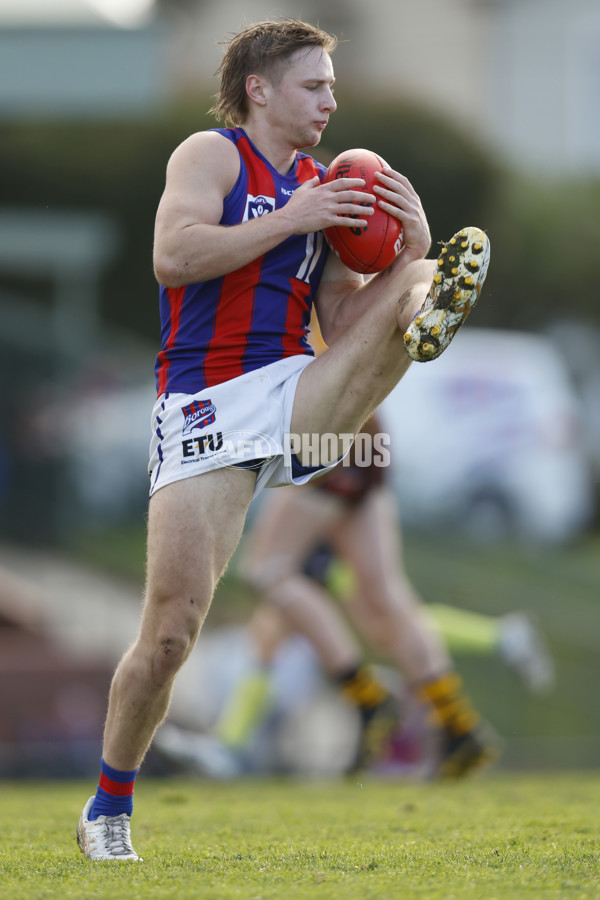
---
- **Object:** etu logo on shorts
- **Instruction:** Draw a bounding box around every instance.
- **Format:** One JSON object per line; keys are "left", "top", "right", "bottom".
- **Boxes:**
{"left": 182, "top": 399, "right": 216, "bottom": 435}
{"left": 243, "top": 194, "right": 275, "bottom": 221}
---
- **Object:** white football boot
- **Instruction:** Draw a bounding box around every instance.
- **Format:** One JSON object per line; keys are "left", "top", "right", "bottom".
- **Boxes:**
{"left": 153, "top": 723, "right": 242, "bottom": 780}
{"left": 404, "top": 227, "right": 490, "bottom": 362}
{"left": 498, "top": 612, "right": 555, "bottom": 695}
{"left": 77, "top": 796, "right": 141, "bottom": 861}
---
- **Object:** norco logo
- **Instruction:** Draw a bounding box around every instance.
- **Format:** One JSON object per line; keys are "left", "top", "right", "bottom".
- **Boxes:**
{"left": 243, "top": 194, "right": 276, "bottom": 221}
{"left": 182, "top": 432, "right": 223, "bottom": 458}
{"left": 182, "top": 399, "right": 216, "bottom": 435}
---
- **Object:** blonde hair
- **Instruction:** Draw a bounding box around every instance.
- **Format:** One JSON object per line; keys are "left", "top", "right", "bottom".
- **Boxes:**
{"left": 209, "top": 19, "right": 338, "bottom": 126}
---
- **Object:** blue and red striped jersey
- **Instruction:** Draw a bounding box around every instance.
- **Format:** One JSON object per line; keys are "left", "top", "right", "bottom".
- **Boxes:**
{"left": 155, "top": 127, "right": 329, "bottom": 395}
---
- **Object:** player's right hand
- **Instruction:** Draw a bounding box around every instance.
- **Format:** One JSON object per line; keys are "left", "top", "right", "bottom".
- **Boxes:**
{"left": 282, "top": 176, "right": 375, "bottom": 235}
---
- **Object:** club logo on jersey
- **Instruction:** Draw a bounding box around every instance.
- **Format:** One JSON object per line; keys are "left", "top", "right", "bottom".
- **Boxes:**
{"left": 243, "top": 194, "right": 276, "bottom": 221}
{"left": 181, "top": 399, "right": 216, "bottom": 435}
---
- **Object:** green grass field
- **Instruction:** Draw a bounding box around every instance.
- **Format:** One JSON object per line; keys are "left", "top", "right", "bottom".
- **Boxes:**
{"left": 1, "top": 773, "right": 598, "bottom": 899}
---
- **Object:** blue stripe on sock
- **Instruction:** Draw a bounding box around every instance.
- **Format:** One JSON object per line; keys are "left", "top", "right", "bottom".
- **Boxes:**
{"left": 100, "top": 758, "right": 139, "bottom": 782}
{"left": 89, "top": 786, "right": 134, "bottom": 820}
{"left": 88, "top": 758, "right": 139, "bottom": 821}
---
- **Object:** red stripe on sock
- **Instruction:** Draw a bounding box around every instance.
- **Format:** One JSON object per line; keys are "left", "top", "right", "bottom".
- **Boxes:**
{"left": 99, "top": 773, "right": 136, "bottom": 796}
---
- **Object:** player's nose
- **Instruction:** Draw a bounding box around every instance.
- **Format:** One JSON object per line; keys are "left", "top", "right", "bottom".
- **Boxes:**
{"left": 322, "top": 87, "right": 336, "bottom": 113}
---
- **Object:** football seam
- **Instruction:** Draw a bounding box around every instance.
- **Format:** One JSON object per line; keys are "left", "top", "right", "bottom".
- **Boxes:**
{"left": 332, "top": 211, "right": 393, "bottom": 274}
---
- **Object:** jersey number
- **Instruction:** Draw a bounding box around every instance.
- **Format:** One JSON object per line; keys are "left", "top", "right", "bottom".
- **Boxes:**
{"left": 296, "top": 232, "right": 324, "bottom": 283}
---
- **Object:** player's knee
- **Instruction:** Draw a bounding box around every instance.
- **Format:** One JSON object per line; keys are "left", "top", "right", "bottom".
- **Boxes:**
{"left": 147, "top": 598, "right": 206, "bottom": 685}
{"left": 151, "top": 626, "right": 197, "bottom": 685}
{"left": 239, "top": 554, "right": 297, "bottom": 596}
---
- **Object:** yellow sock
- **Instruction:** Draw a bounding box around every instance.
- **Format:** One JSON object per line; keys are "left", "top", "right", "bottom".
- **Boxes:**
{"left": 428, "top": 604, "right": 499, "bottom": 655}
{"left": 215, "top": 669, "right": 273, "bottom": 750}
{"left": 338, "top": 665, "right": 389, "bottom": 712}
{"left": 418, "top": 671, "right": 479, "bottom": 737}
{"left": 326, "top": 558, "right": 357, "bottom": 599}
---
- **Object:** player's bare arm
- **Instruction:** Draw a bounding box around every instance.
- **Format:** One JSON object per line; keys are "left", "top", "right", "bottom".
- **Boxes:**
{"left": 153, "top": 132, "right": 376, "bottom": 289}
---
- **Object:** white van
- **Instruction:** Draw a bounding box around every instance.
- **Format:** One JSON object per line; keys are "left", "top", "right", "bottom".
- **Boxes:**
{"left": 379, "top": 327, "right": 595, "bottom": 543}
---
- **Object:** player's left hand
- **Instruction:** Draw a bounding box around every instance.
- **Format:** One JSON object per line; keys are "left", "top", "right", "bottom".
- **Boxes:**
{"left": 373, "top": 169, "right": 431, "bottom": 259}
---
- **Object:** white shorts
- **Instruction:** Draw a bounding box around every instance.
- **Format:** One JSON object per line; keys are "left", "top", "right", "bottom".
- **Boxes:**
{"left": 148, "top": 356, "right": 346, "bottom": 499}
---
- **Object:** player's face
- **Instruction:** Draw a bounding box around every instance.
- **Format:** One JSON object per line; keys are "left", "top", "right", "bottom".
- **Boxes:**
{"left": 266, "top": 47, "right": 336, "bottom": 148}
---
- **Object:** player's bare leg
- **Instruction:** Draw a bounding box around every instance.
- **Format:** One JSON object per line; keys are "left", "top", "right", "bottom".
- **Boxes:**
{"left": 103, "top": 467, "right": 256, "bottom": 771}
{"left": 291, "top": 258, "right": 434, "bottom": 453}
{"left": 330, "top": 485, "right": 451, "bottom": 681}
{"left": 292, "top": 227, "right": 489, "bottom": 459}
{"left": 240, "top": 486, "right": 361, "bottom": 672}
{"left": 240, "top": 486, "right": 401, "bottom": 770}
{"left": 78, "top": 467, "right": 256, "bottom": 859}
{"left": 330, "top": 484, "right": 499, "bottom": 778}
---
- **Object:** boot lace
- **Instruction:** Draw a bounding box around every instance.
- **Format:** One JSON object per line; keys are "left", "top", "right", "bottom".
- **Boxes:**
{"left": 102, "top": 814, "right": 136, "bottom": 857}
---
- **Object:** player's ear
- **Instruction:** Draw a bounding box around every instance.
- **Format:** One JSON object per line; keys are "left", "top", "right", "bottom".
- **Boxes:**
{"left": 246, "top": 74, "right": 267, "bottom": 107}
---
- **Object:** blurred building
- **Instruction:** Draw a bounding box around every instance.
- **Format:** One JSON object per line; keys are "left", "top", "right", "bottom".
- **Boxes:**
{"left": 0, "top": 0, "right": 598, "bottom": 174}
{"left": 164, "top": 0, "right": 600, "bottom": 177}
{"left": 0, "top": 0, "right": 168, "bottom": 118}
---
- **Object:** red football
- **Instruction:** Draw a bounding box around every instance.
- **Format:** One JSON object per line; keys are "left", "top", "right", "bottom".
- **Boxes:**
{"left": 323, "top": 148, "right": 404, "bottom": 275}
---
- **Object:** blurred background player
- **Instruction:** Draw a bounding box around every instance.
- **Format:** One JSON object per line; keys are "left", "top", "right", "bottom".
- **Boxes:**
{"left": 155, "top": 431, "right": 554, "bottom": 780}
{"left": 154, "top": 323, "right": 553, "bottom": 780}
{"left": 155, "top": 411, "right": 500, "bottom": 780}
